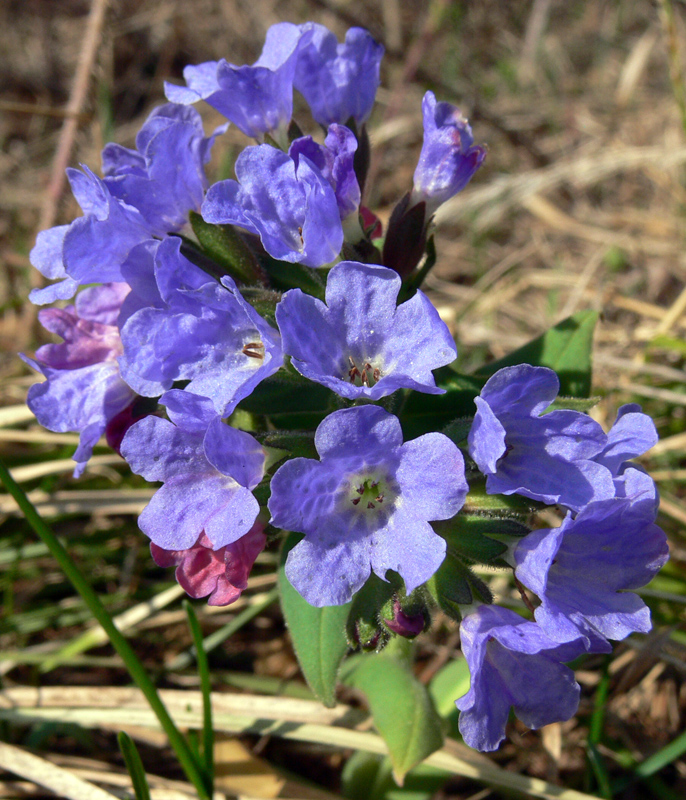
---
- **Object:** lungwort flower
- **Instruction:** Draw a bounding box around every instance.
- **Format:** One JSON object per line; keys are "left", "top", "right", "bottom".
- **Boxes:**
{"left": 456, "top": 604, "right": 585, "bottom": 752}
{"left": 268, "top": 405, "right": 468, "bottom": 606}
{"left": 120, "top": 390, "right": 265, "bottom": 552}
{"left": 275, "top": 260, "right": 456, "bottom": 400}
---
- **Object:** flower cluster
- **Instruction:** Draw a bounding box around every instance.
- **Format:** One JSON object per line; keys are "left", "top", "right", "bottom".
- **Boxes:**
{"left": 23, "top": 20, "right": 667, "bottom": 756}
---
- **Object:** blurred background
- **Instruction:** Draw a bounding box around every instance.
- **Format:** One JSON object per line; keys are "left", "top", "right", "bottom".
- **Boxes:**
{"left": 1, "top": 1, "right": 685, "bottom": 798}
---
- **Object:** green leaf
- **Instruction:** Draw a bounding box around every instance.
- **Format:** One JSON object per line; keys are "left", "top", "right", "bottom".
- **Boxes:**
{"left": 440, "top": 417, "right": 473, "bottom": 446}
{"left": 342, "top": 751, "right": 449, "bottom": 800}
{"left": 401, "top": 371, "right": 484, "bottom": 439}
{"left": 255, "top": 430, "right": 318, "bottom": 460}
{"left": 238, "top": 372, "right": 334, "bottom": 417}
{"left": 428, "top": 658, "right": 471, "bottom": 739}
{"left": 342, "top": 640, "right": 444, "bottom": 784}
{"left": 476, "top": 310, "right": 598, "bottom": 397}
{"left": 118, "top": 732, "right": 152, "bottom": 800}
{"left": 277, "top": 532, "right": 351, "bottom": 707}
{"left": 189, "top": 211, "right": 262, "bottom": 285}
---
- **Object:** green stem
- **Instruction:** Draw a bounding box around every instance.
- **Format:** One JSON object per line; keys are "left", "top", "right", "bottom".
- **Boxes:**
{"left": 0, "top": 459, "right": 211, "bottom": 800}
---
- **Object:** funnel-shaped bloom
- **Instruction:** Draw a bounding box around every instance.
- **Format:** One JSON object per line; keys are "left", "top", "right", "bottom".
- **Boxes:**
{"left": 515, "top": 491, "right": 669, "bottom": 651}
{"left": 412, "top": 91, "right": 486, "bottom": 217}
{"left": 121, "top": 390, "right": 265, "bottom": 551}
{"left": 202, "top": 144, "right": 342, "bottom": 267}
{"left": 276, "top": 261, "right": 456, "bottom": 400}
{"left": 269, "top": 405, "right": 468, "bottom": 606}
{"left": 468, "top": 365, "right": 614, "bottom": 511}
{"left": 165, "top": 23, "right": 309, "bottom": 140}
{"left": 293, "top": 24, "right": 383, "bottom": 126}
{"left": 102, "top": 103, "right": 226, "bottom": 236}
{"left": 456, "top": 604, "right": 584, "bottom": 752}
{"left": 23, "top": 283, "right": 134, "bottom": 476}
{"left": 120, "top": 237, "right": 283, "bottom": 415}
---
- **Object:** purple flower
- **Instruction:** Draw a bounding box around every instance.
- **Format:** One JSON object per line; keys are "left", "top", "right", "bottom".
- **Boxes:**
{"left": 294, "top": 24, "right": 384, "bottom": 126}
{"left": 165, "top": 23, "right": 309, "bottom": 141}
{"left": 120, "top": 390, "right": 265, "bottom": 551}
{"left": 30, "top": 105, "right": 223, "bottom": 306}
{"left": 275, "top": 261, "right": 456, "bottom": 400}
{"left": 202, "top": 144, "right": 343, "bottom": 267}
{"left": 456, "top": 604, "right": 584, "bottom": 752}
{"left": 119, "top": 237, "right": 283, "bottom": 415}
{"left": 593, "top": 403, "right": 659, "bottom": 510}
{"left": 102, "top": 103, "right": 226, "bottom": 236}
{"left": 468, "top": 365, "right": 615, "bottom": 511}
{"left": 411, "top": 91, "right": 486, "bottom": 217}
{"left": 268, "top": 405, "right": 468, "bottom": 606}
{"left": 289, "top": 125, "right": 360, "bottom": 220}
{"left": 22, "top": 283, "right": 135, "bottom": 476}
{"left": 151, "top": 523, "right": 266, "bottom": 606}
{"left": 514, "top": 495, "right": 669, "bottom": 651}
{"left": 29, "top": 169, "right": 151, "bottom": 305}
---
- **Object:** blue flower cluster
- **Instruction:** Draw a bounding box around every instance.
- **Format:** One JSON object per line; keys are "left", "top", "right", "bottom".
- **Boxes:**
{"left": 23, "top": 21, "right": 667, "bottom": 754}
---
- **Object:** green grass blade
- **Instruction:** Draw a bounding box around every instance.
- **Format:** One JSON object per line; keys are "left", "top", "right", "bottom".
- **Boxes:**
{"left": 184, "top": 601, "right": 214, "bottom": 795}
{"left": 117, "top": 731, "right": 152, "bottom": 800}
{"left": 0, "top": 458, "right": 211, "bottom": 800}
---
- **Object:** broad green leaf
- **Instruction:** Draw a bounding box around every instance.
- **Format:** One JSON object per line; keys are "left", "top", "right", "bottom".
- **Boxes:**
{"left": 342, "top": 642, "right": 444, "bottom": 783}
{"left": 239, "top": 372, "right": 334, "bottom": 416}
{"left": 401, "top": 371, "right": 484, "bottom": 438}
{"left": 277, "top": 532, "right": 351, "bottom": 707}
{"left": 428, "top": 658, "right": 471, "bottom": 740}
{"left": 476, "top": 310, "right": 598, "bottom": 397}
{"left": 342, "top": 751, "right": 449, "bottom": 800}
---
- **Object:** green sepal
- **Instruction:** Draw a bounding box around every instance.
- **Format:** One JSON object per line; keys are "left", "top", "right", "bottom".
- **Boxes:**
{"left": 260, "top": 256, "right": 328, "bottom": 300}
{"left": 475, "top": 309, "right": 598, "bottom": 398}
{"left": 399, "top": 234, "right": 438, "bottom": 302}
{"left": 254, "top": 430, "right": 318, "bottom": 460}
{"left": 462, "top": 480, "right": 546, "bottom": 515}
{"left": 433, "top": 514, "right": 530, "bottom": 565}
{"left": 277, "top": 531, "right": 352, "bottom": 707}
{"left": 440, "top": 417, "right": 473, "bottom": 446}
{"left": 548, "top": 395, "right": 602, "bottom": 412}
{"left": 426, "top": 554, "right": 492, "bottom": 622}
{"left": 350, "top": 120, "right": 371, "bottom": 196}
{"left": 238, "top": 286, "right": 281, "bottom": 326}
{"left": 346, "top": 573, "right": 395, "bottom": 651}
{"left": 189, "top": 211, "right": 262, "bottom": 285}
